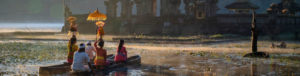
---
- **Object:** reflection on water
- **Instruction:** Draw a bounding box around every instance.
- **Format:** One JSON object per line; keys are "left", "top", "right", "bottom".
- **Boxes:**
{"left": 1, "top": 41, "right": 300, "bottom": 76}
{"left": 137, "top": 52, "right": 300, "bottom": 76}
{"left": 110, "top": 68, "right": 128, "bottom": 76}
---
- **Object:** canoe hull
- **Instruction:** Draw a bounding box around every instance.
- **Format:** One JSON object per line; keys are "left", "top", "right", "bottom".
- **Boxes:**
{"left": 39, "top": 55, "right": 141, "bottom": 75}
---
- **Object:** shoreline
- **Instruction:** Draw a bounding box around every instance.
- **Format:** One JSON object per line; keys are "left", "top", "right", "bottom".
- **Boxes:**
{"left": 0, "top": 32, "right": 300, "bottom": 44}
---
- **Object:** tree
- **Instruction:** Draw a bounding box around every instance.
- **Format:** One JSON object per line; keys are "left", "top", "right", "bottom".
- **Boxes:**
{"left": 244, "top": 10, "right": 269, "bottom": 58}
{"left": 251, "top": 10, "right": 258, "bottom": 53}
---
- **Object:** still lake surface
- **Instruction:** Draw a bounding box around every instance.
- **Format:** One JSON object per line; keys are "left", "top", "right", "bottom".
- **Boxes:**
{"left": 0, "top": 23, "right": 63, "bottom": 33}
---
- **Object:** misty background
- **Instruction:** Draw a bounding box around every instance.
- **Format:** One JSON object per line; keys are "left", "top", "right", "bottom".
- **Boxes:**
{"left": 0, "top": 0, "right": 299, "bottom": 32}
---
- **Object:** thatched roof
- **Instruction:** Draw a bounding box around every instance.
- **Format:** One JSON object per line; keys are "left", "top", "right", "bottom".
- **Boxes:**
{"left": 225, "top": 1, "right": 259, "bottom": 10}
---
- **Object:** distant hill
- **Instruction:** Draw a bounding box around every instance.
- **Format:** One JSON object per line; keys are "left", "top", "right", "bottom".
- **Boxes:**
{"left": 0, "top": 0, "right": 64, "bottom": 23}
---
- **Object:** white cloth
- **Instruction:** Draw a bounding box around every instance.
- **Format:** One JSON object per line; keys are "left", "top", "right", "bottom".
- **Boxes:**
{"left": 71, "top": 51, "right": 90, "bottom": 72}
{"left": 79, "top": 44, "right": 85, "bottom": 49}
{"left": 85, "top": 46, "right": 96, "bottom": 59}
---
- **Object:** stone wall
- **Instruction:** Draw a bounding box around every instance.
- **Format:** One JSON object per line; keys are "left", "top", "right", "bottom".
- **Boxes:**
{"left": 61, "top": 0, "right": 300, "bottom": 36}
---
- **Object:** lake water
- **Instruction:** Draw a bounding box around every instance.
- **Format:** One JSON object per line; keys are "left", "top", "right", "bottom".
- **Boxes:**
{"left": 0, "top": 23, "right": 63, "bottom": 33}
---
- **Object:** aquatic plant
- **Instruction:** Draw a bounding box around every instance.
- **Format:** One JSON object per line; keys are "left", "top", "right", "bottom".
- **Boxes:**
{"left": 0, "top": 42, "right": 67, "bottom": 65}
{"left": 209, "top": 34, "right": 223, "bottom": 38}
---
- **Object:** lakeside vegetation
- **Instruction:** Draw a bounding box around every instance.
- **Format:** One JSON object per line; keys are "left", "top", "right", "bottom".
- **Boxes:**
{"left": 0, "top": 42, "right": 66, "bottom": 65}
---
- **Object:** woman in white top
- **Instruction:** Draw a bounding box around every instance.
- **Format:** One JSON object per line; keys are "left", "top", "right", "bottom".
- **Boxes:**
{"left": 85, "top": 41, "right": 96, "bottom": 60}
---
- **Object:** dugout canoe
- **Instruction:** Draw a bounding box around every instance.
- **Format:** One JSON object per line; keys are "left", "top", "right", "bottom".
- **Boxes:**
{"left": 39, "top": 55, "right": 141, "bottom": 75}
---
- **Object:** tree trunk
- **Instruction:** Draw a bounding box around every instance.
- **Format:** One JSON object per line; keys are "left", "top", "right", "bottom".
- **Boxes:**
{"left": 251, "top": 10, "right": 258, "bottom": 53}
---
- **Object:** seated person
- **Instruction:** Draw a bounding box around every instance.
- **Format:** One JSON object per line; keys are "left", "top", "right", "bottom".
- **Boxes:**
{"left": 94, "top": 39, "right": 107, "bottom": 70}
{"left": 71, "top": 43, "right": 93, "bottom": 72}
{"left": 114, "top": 40, "right": 127, "bottom": 63}
{"left": 85, "top": 41, "right": 96, "bottom": 61}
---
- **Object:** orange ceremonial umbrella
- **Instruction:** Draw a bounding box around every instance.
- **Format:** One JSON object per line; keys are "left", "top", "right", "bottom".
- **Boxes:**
{"left": 87, "top": 8, "right": 107, "bottom": 21}
{"left": 87, "top": 8, "right": 107, "bottom": 40}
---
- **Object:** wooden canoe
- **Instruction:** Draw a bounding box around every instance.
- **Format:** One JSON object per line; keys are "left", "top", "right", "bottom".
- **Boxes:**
{"left": 39, "top": 55, "right": 141, "bottom": 75}
{"left": 39, "top": 54, "right": 114, "bottom": 74}
{"left": 70, "top": 55, "right": 141, "bottom": 75}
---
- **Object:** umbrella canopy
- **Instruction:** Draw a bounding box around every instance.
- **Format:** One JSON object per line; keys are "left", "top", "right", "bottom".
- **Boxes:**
{"left": 87, "top": 9, "right": 107, "bottom": 21}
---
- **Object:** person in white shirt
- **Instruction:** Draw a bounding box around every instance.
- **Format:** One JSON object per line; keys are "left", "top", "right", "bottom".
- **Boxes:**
{"left": 71, "top": 43, "right": 93, "bottom": 72}
{"left": 85, "top": 41, "right": 96, "bottom": 60}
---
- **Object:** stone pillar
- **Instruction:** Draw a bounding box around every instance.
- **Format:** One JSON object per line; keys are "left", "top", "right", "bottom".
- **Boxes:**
{"left": 161, "top": 0, "right": 181, "bottom": 16}
{"left": 134, "top": 0, "right": 142, "bottom": 16}
{"left": 121, "top": 0, "right": 134, "bottom": 19}
{"left": 160, "top": 0, "right": 181, "bottom": 35}
{"left": 184, "top": 0, "right": 195, "bottom": 16}
{"left": 194, "top": 0, "right": 218, "bottom": 19}
{"left": 152, "top": 0, "right": 157, "bottom": 16}
{"left": 205, "top": 0, "right": 218, "bottom": 17}
{"left": 104, "top": 0, "right": 118, "bottom": 19}
{"left": 134, "top": 0, "right": 158, "bottom": 17}
{"left": 171, "top": 0, "right": 181, "bottom": 15}
{"left": 195, "top": 0, "right": 205, "bottom": 19}
{"left": 121, "top": 0, "right": 128, "bottom": 18}
{"left": 128, "top": 1, "right": 134, "bottom": 18}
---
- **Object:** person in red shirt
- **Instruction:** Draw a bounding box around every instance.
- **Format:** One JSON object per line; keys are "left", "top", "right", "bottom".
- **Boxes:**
{"left": 94, "top": 39, "right": 107, "bottom": 70}
{"left": 114, "top": 40, "right": 127, "bottom": 63}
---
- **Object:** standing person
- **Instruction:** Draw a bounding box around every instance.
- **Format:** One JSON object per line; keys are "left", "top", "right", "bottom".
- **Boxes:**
{"left": 85, "top": 41, "right": 96, "bottom": 61}
{"left": 67, "top": 35, "right": 78, "bottom": 64}
{"left": 71, "top": 43, "right": 93, "bottom": 72}
{"left": 67, "top": 16, "right": 79, "bottom": 36}
{"left": 96, "top": 21, "right": 105, "bottom": 40}
{"left": 94, "top": 39, "right": 107, "bottom": 70}
{"left": 114, "top": 40, "right": 127, "bottom": 63}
